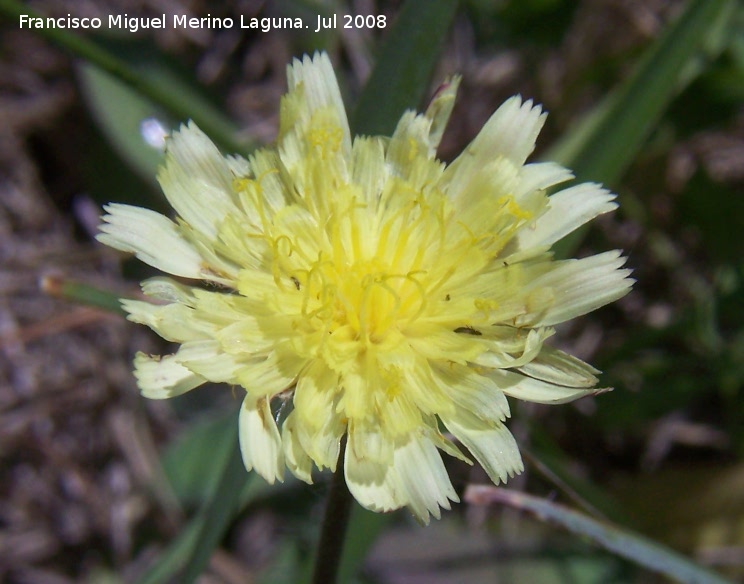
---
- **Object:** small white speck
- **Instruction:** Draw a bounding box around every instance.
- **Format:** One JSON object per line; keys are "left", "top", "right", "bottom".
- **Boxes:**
{"left": 140, "top": 118, "right": 169, "bottom": 150}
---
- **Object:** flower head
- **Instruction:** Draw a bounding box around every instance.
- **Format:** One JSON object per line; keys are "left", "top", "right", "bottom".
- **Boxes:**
{"left": 98, "top": 52, "right": 632, "bottom": 523}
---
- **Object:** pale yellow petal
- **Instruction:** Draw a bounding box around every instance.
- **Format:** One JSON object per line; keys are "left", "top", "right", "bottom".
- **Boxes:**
{"left": 442, "top": 96, "right": 546, "bottom": 201}
{"left": 442, "top": 407, "right": 523, "bottom": 485}
{"left": 283, "top": 52, "right": 350, "bottom": 155}
{"left": 281, "top": 411, "right": 314, "bottom": 483}
{"left": 216, "top": 318, "right": 276, "bottom": 355}
{"left": 140, "top": 276, "right": 195, "bottom": 303}
{"left": 241, "top": 149, "right": 288, "bottom": 216}
{"left": 471, "top": 95, "right": 546, "bottom": 165}
{"left": 292, "top": 361, "right": 344, "bottom": 470}
{"left": 344, "top": 444, "right": 402, "bottom": 513}
{"left": 405, "top": 322, "right": 486, "bottom": 364}
{"left": 525, "top": 250, "right": 634, "bottom": 326}
{"left": 473, "top": 327, "right": 551, "bottom": 370}
{"left": 293, "top": 361, "right": 339, "bottom": 432}
{"left": 97, "top": 203, "right": 203, "bottom": 278}
{"left": 388, "top": 111, "right": 437, "bottom": 174}
{"left": 176, "top": 340, "right": 245, "bottom": 382}
{"left": 235, "top": 350, "right": 306, "bottom": 400}
{"left": 226, "top": 153, "right": 250, "bottom": 176}
{"left": 488, "top": 368, "right": 608, "bottom": 404}
{"left": 121, "top": 299, "right": 209, "bottom": 343}
{"left": 239, "top": 395, "right": 285, "bottom": 484}
{"left": 431, "top": 361, "right": 510, "bottom": 423}
{"left": 350, "top": 136, "right": 387, "bottom": 209}
{"left": 424, "top": 75, "right": 461, "bottom": 150}
{"left": 158, "top": 122, "right": 237, "bottom": 238}
{"left": 513, "top": 161, "right": 573, "bottom": 202}
{"left": 345, "top": 430, "right": 458, "bottom": 524}
{"left": 132, "top": 352, "right": 205, "bottom": 399}
{"left": 518, "top": 182, "right": 618, "bottom": 250}
{"left": 518, "top": 346, "right": 600, "bottom": 388}
{"left": 178, "top": 225, "right": 240, "bottom": 285}
{"left": 391, "top": 434, "right": 459, "bottom": 524}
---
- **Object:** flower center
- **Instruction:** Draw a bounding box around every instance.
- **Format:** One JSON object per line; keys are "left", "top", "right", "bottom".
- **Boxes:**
{"left": 302, "top": 252, "right": 427, "bottom": 345}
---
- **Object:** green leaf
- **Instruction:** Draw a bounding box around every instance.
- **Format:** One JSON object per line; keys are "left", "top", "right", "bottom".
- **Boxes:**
{"left": 548, "top": 0, "right": 737, "bottom": 257}
{"left": 140, "top": 411, "right": 261, "bottom": 584}
{"left": 78, "top": 62, "right": 167, "bottom": 187}
{"left": 76, "top": 38, "right": 235, "bottom": 187}
{"left": 522, "top": 438, "right": 629, "bottom": 525}
{"left": 350, "top": 0, "right": 459, "bottom": 136}
{"left": 336, "top": 503, "right": 393, "bottom": 583}
{"left": 296, "top": 499, "right": 393, "bottom": 584}
{"left": 258, "top": 540, "right": 303, "bottom": 584}
{"left": 0, "top": 0, "right": 248, "bottom": 155}
{"left": 160, "top": 412, "right": 241, "bottom": 505}
{"left": 549, "top": 0, "right": 735, "bottom": 184}
{"left": 137, "top": 520, "right": 203, "bottom": 584}
{"left": 40, "top": 275, "right": 127, "bottom": 316}
{"left": 466, "top": 486, "right": 735, "bottom": 584}
{"left": 178, "top": 419, "right": 249, "bottom": 583}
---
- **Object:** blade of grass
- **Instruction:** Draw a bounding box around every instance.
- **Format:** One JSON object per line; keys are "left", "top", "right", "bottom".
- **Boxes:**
{"left": 350, "top": 0, "right": 458, "bottom": 136}
{"left": 177, "top": 416, "right": 249, "bottom": 584}
{"left": 139, "top": 413, "right": 260, "bottom": 584}
{"left": 549, "top": 0, "right": 735, "bottom": 184}
{"left": 547, "top": 0, "right": 736, "bottom": 257}
{"left": 40, "top": 274, "right": 127, "bottom": 316}
{"left": 77, "top": 62, "right": 167, "bottom": 186}
{"left": 0, "top": 0, "right": 247, "bottom": 155}
{"left": 466, "top": 486, "right": 735, "bottom": 584}
{"left": 335, "top": 503, "right": 392, "bottom": 584}
{"left": 138, "top": 520, "right": 203, "bottom": 584}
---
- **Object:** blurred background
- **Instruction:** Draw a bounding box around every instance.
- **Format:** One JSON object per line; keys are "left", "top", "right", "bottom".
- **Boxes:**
{"left": 1, "top": 0, "right": 742, "bottom": 582}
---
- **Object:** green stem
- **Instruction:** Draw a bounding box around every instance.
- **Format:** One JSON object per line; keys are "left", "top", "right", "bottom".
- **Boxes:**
{"left": 40, "top": 274, "right": 127, "bottom": 316}
{"left": 0, "top": 0, "right": 245, "bottom": 155}
{"left": 311, "top": 437, "right": 353, "bottom": 584}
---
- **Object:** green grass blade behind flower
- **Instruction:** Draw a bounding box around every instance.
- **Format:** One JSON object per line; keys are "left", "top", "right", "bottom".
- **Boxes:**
{"left": 465, "top": 486, "right": 735, "bottom": 584}
{"left": 335, "top": 504, "right": 392, "bottom": 583}
{"left": 521, "top": 443, "right": 628, "bottom": 525}
{"left": 140, "top": 413, "right": 262, "bottom": 584}
{"left": 549, "top": 0, "right": 734, "bottom": 183}
{"left": 296, "top": 501, "right": 390, "bottom": 584}
{"left": 0, "top": 0, "right": 246, "bottom": 155}
{"left": 547, "top": 0, "right": 736, "bottom": 258}
{"left": 138, "top": 520, "right": 203, "bottom": 584}
{"left": 177, "top": 419, "right": 249, "bottom": 583}
{"left": 350, "top": 0, "right": 458, "bottom": 136}
{"left": 40, "top": 275, "right": 127, "bottom": 316}
{"left": 77, "top": 62, "right": 167, "bottom": 188}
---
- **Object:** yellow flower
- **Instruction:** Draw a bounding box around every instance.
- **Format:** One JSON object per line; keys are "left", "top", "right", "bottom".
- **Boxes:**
{"left": 98, "top": 52, "right": 632, "bottom": 523}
